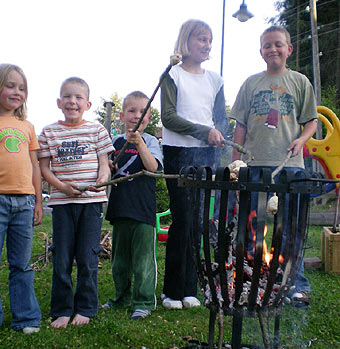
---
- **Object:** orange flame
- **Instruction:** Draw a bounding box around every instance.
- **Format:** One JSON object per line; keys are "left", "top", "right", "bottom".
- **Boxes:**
{"left": 248, "top": 211, "right": 285, "bottom": 267}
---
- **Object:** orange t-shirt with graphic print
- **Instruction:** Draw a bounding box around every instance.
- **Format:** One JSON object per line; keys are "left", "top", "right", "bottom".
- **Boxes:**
{"left": 0, "top": 116, "right": 39, "bottom": 194}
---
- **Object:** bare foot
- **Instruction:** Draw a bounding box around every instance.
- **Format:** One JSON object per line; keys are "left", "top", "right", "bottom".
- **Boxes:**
{"left": 71, "top": 314, "right": 90, "bottom": 326}
{"left": 51, "top": 316, "right": 70, "bottom": 329}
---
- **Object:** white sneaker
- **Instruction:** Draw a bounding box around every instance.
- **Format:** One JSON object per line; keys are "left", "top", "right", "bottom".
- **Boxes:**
{"left": 22, "top": 327, "right": 40, "bottom": 334}
{"left": 182, "top": 296, "right": 201, "bottom": 308}
{"left": 162, "top": 297, "right": 183, "bottom": 309}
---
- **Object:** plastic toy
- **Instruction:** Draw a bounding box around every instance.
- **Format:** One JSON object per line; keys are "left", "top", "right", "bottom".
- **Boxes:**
{"left": 305, "top": 106, "right": 340, "bottom": 189}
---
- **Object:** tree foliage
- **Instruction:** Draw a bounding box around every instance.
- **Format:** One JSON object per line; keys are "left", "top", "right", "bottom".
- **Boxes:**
{"left": 270, "top": 0, "right": 340, "bottom": 114}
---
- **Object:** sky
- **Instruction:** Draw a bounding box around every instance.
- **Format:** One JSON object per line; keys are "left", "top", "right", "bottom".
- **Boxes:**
{"left": 2, "top": 0, "right": 277, "bottom": 134}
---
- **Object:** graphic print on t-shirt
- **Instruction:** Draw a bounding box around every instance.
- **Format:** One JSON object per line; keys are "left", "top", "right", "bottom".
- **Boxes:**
{"left": 112, "top": 138, "right": 142, "bottom": 182}
{"left": 0, "top": 127, "right": 27, "bottom": 153}
{"left": 251, "top": 84, "right": 294, "bottom": 129}
{"left": 56, "top": 140, "right": 88, "bottom": 162}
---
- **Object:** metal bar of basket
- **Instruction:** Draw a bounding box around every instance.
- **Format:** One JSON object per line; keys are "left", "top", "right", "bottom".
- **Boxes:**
{"left": 216, "top": 167, "right": 231, "bottom": 311}
{"left": 262, "top": 191, "right": 285, "bottom": 307}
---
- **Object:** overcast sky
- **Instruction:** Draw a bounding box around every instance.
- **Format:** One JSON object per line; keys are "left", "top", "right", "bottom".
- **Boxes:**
{"left": 2, "top": 0, "right": 277, "bottom": 134}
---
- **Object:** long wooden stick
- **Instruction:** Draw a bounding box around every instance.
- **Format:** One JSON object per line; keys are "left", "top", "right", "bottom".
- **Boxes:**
{"left": 79, "top": 170, "right": 179, "bottom": 192}
{"left": 221, "top": 139, "right": 253, "bottom": 163}
{"left": 79, "top": 140, "right": 251, "bottom": 192}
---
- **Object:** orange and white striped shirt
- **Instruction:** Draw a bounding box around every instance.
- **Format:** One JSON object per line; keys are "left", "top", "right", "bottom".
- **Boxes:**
{"left": 38, "top": 120, "right": 114, "bottom": 205}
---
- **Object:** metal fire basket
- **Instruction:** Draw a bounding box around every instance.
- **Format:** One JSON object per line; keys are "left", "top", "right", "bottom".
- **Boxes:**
{"left": 178, "top": 166, "right": 333, "bottom": 349}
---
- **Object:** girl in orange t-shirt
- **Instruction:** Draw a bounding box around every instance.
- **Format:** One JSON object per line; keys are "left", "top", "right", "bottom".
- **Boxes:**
{"left": 0, "top": 63, "right": 42, "bottom": 333}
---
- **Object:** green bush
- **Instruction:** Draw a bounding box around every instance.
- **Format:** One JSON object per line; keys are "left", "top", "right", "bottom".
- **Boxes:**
{"left": 156, "top": 178, "right": 169, "bottom": 213}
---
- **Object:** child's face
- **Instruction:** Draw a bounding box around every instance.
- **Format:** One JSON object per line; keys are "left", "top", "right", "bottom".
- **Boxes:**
{"left": 187, "top": 28, "right": 212, "bottom": 64}
{"left": 260, "top": 31, "right": 293, "bottom": 74}
{"left": 57, "top": 82, "right": 91, "bottom": 124}
{"left": 0, "top": 70, "right": 26, "bottom": 116}
{"left": 120, "top": 97, "right": 150, "bottom": 133}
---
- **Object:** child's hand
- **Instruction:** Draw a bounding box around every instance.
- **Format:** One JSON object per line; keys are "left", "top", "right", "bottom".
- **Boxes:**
{"left": 287, "top": 138, "right": 304, "bottom": 157}
{"left": 61, "top": 182, "right": 82, "bottom": 197}
{"left": 108, "top": 160, "right": 117, "bottom": 173}
{"left": 126, "top": 129, "right": 143, "bottom": 146}
{"left": 33, "top": 202, "right": 43, "bottom": 226}
{"left": 88, "top": 176, "right": 108, "bottom": 192}
{"left": 208, "top": 128, "right": 225, "bottom": 148}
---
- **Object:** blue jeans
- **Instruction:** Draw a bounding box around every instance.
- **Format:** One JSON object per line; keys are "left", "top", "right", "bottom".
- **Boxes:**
{"left": 249, "top": 166, "right": 310, "bottom": 293}
{"left": 0, "top": 194, "right": 41, "bottom": 330}
{"left": 50, "top": 203, "right": 103, "bottom": 318}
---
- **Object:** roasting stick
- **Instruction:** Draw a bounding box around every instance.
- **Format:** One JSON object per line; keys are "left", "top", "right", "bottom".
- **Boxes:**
{"left": 79, "top": 170, "right": 179, "bottom": 192}
{"left": 267, "top": 150, "right": 293, "bottom": 215}
{"left": 271, "top": 149, "right": 293, "bottom": 181}
{"left": 78, "top": 54, "right": 182, "bottom": 192}
{"left": 221, "top": 139, "right": 253, "bottom": 163}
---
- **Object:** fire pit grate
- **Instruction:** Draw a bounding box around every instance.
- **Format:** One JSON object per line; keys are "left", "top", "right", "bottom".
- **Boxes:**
{"left": 178, "top": 166, "right": 332, "bottom": 349}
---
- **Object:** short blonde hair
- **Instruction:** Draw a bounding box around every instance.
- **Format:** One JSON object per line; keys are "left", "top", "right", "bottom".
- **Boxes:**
{"left": 174, "top": 19, "right": 212, "bottom": 59}
{"left": 0, "top": 64, "right": 28, "bottom": 120}
{"left": 122, "top": 90, "right": 150, "bottom": 112}
{"left": 60, "top": 77, "right": 90, "bottom": 99}
{"left": 260, "top": 25, "right": 291, "bottom": 46}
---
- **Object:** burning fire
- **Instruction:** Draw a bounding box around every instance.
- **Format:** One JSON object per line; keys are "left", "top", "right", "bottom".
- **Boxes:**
{"left": 247, "top": 210, "right": 284, "bottom": 266}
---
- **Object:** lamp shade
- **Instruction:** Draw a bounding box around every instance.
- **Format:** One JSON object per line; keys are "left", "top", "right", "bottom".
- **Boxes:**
{"left": 232, "top": 2, "right": 254, "bottom": 22}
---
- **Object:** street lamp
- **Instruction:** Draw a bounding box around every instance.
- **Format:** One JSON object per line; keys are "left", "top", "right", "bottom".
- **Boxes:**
{"left": 220, "top": 0, "right": 254, "bottom": 76}
{"left": 232, "top": 0, "right": 254, "bottom": 22}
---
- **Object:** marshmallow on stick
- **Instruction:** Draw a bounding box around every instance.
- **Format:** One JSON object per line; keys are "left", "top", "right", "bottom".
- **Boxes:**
{"left": 228, "top": 160, "right": 247, "bottom": 181}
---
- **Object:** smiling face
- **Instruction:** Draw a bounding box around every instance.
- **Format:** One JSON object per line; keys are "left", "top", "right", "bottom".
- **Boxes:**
{"left": 120, "top": 96, "right": 150, "bottom": 133}
{"left": 186, "top": 28, "right": 212, "bottom": 65}
{"left": 0, "top": 70, "right": 26, "bottom": 116}
{"left": 260, "top": 30, "right": 293, "bottom": 75}
{"left": 57, "top": 82, "right": 91, "bottom": 124}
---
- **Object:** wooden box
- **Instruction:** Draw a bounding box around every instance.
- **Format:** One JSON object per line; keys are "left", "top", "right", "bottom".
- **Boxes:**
{"left": 322, "top": 226, "right": 340, "bottom": 274}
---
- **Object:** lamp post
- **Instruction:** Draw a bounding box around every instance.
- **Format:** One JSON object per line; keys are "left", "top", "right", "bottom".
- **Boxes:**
{"left": 220, "top": 0, "right": 254, "bottom": 76}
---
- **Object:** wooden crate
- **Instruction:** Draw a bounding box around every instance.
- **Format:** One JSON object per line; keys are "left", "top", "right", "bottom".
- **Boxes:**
{"left": 322, "top": 226, "right": 340, "bottom": 274}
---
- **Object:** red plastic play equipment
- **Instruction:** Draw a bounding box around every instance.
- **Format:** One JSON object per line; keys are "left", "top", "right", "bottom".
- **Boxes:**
{"left": 305, "top": 106, "right": 340, "bottom": 189}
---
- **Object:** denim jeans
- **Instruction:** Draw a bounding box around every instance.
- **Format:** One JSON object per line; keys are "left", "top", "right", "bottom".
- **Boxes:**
{"left": 248, "top": 166, "right": 310, "bottom": 293}
{"left": 50, "top": 203, "right": 103, "bottom": 318}
{"left": 0, "top": 194, "right": 41, "bottom": 330}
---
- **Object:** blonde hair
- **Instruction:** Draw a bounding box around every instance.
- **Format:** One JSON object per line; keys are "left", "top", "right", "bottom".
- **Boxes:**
{"left": 260, "top": 25, "right": 291, "bottom": 46}
{"left": 122, "top": 90, "right": 150, "bottom": 111}
{"left": 0, "top": 64, "right": 28, "bottom": 120}
{"left": 174, "top": 19, "right": 212, "bottom": 59}
{"left": 60, "top": 77, "right": 90, "bottom": 99}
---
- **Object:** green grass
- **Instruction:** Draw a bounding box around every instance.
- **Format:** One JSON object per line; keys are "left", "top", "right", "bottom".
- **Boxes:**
{"left": 0, "top": 215, "right": 339, "bottom": 348}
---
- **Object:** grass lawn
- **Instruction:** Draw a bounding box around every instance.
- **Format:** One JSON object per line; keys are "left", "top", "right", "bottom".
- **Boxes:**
{"left": 0, "top": 214, "right": 339, "bottom": 348}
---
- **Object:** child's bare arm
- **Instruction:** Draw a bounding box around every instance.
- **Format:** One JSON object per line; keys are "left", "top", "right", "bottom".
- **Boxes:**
{"left": 126, "top": 129, "right": 158, "bottom": 172}
{"left": 88, "top": 154, "right": 111, "bottom": 191}
{"left": 30, "top": 150, "right": 43, "bottom": 225}
{"left": 287, "top": 119, "right": 318, "bottom": 157}
{"left": 232, "top": 122, "right": 247, "bottom": 161}
{"left": 39, "top": 157, "right": 82, "bottom": 196}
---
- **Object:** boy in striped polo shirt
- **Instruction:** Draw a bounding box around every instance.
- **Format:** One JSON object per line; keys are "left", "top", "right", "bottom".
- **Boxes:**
{"left": 38, "top": 77, "right": 114, "bottom": 329}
